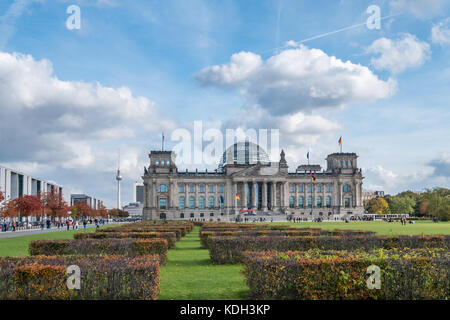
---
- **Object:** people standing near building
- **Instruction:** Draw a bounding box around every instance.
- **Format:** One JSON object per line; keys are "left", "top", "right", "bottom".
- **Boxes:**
{"left": 12, "top": 220, "right": 16, "bottom": 232}
{"left": 83, "top": 219, "right": 87, "bottom": 230}
{"left": 66, "top": 219, "right": 70, "bottom": 230}
{"left": 40, "top": 219, "right": 44, "bottom": 230}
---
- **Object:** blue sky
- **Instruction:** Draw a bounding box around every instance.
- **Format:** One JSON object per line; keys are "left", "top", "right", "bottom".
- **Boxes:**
{"left": 0, "top": 0, "right": 449, "bottom": 207}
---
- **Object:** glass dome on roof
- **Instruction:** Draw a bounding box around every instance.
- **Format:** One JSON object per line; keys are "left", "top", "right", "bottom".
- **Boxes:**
{"left": 218, "top": 141, "right": 270, "bottom": 170}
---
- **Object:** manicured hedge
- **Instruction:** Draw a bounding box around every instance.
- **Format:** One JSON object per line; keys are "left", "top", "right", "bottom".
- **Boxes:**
{"left": 200, "top": 229, "right": 376, "bottom": 248}
{"left": 74, "top": 231, "right": 176, "bottom": 249}
{"left": 100, "top": 227, "right": 183, "bottom": 240}
{"left": 0, "top": 255, "right": 160, "bottom": 300}
{"left": 242, "top": 248, "right": 450, "bottom": 299}
{"left": 209, "top": 235, "right": 450, "bottom": 264}
{"left": 29, "top": 239, "right": 168, "bottom": 265}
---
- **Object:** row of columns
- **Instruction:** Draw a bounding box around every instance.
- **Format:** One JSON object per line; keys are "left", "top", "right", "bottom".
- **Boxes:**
{"left": 232, "top": 180, "right": 290, "bottom": 213}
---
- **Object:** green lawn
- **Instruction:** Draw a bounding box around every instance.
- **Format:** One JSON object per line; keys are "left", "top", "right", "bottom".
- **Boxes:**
{"left": 0, "top": 221, "right": 448, "bottom": 300}
{"left": 159, "top": 226, "right": 248, "bottom": 300}
{"left": 0, "top": 225, "right": 116, "bottom": 257}
{"left": 269, "top": 220, "right": 450, "bottom": 235}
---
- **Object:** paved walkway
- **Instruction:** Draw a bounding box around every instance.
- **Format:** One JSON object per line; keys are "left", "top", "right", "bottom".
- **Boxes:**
{"left": 0, "top": 222, "right": 124, "bottom": 239}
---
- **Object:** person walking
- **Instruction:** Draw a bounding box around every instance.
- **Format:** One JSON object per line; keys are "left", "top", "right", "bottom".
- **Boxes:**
{"left": 83, "top": 219, "right": 87, "bottom": 230}
{"left": 66, "top": 219, "right": 70, "bottom": 231}
{"left": 40, "top": 220, "right": 44, "bottom": 230}
{"left": 12, "top": 220, "right": 16, "bottom": 232}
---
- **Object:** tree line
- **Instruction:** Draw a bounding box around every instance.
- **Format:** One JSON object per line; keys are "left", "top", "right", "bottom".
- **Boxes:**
{"left": 363, "top": 187, "right": 450, "bottom": 221}
{"left": 0, "top": 189, "right": 129, "bottom": 220}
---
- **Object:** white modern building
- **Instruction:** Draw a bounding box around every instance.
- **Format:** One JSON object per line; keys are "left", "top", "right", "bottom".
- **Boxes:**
{"left": 70, "top": 194, "right": 103, "bottom": 210}
{"left": 0, "top": 164, "right": 70, "bottom": 204}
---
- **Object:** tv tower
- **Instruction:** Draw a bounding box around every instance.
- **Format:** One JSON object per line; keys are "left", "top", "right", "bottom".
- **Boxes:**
{"left": 116, "top": 150, "right": 122, "bottom": 209}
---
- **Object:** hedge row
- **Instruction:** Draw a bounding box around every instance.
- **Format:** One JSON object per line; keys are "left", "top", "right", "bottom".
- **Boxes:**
{"left": 200, "top": 229, "right": 376, "bottom": 248}
{"left": 0, "top": 255, "right": 160, "bottom": 300}
{"left": 209, "top": 235, "right": 450, "bottom": 264}
{"left": 29, "top": 239, "right": 168, "bottom": 265}
{"left": 100, "top": 227, "right": 183, "bottom": 240}
{"left": 242, "top": 248, "right": 450, "bottom": 299}
{"left": 74, "top": 231, "right": 177, "bottom": 249}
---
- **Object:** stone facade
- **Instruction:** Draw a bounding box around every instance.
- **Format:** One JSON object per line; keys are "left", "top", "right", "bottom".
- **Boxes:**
{"left": 142, "top": 144, "right": 364, "bottom": 221}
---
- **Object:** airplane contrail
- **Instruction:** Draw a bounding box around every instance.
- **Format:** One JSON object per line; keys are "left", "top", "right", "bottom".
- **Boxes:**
{"left": 262, "top": 13, "right": 402, "bottom": 54}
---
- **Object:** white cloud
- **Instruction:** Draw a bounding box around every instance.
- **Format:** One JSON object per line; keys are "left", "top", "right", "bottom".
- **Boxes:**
{"left": 389, "top": 0, "right": 447, "bottom": 19}
{"left": 197, "top": 45, "right": 396, "bottom": 115}
{"left": 367, "top": 34, "right": 431, "bottom": 74}
{"left": 0, "top": 51, "right": 175, "bottom": 167}
{"left": 431, "top": 18, "right": 450, "bottom": 45}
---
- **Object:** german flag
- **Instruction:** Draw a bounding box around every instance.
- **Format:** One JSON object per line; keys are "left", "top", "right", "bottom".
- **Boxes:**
{"left": 338, "top": 136, "right": 342, "bottom": 146}
{"left": 309, "top": 171, "right": 317, "bottom": 182}
{"left": 235, "top": 194, "right": 240, "bottom": 200}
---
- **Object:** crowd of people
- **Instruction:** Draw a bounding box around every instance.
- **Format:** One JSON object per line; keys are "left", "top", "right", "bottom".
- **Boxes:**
{"left": 1, "top": 217, "right": 108, "bottom": 232}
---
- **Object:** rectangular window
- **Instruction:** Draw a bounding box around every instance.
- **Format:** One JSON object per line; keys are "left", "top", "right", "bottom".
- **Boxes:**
{"left": 289, "top": 185, "right": 294, "bottom": 192}
{"left": 179, "top": 197, "right": 185, "bottom": 209}
{"left": 344, "top": 198, "right": 350, "bottom": 208}
{"left": 190, "top": 185, "right": 195, "bottom": 193}
{"left": 199, "top": 185, "right": 205, "bottom": 193}
{"left": 298, "top": 185, "right": 303, "bottom": 193}
{"left": 219, "top": 186, "right": 224, "bottom": 193}
{"left": 179, "top": 185, "right": 185, "bottom": 193}
{"left": 308, "top": 196, "right": 312, "bottom": 208}
{"left": 298, "top": 197, "right": 304, "bottom": 208}
{"left": 308, "top": 185, "right": 312, "bottom": 193}
{"left": 326, "top": 185, "right": 331, "bottom": 193}
{"left": 159, "top": 198, "right": 166, "bottom": 209}
{"left": 317, "top": 185, "right": 322, "bottom": 193}
{"left": 209, "top": 185, "right": 214, "bottom": 193}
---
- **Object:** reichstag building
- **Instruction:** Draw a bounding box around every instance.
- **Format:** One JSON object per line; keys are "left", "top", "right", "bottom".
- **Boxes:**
{"left": 142, "top": 142, "right": 364, "bottom": 220}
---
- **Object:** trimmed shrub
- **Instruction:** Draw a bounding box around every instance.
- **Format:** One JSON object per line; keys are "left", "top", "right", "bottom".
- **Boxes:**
{"left": 75, "top": 231, "right": 176, "bottom": 249}
{"left": 0, "top": 255, "right": 160, "bottom": 300}
{"left": 29, "top": 239, "right": 168, "bottom": 265}
{"left": 200, "top": 229, "right": 376, "bottom": 248}
{"left": 209, "top": 235, "right": 450, "bottom": 264}
{"left": 242, "top": 249, "right": 450, "bottom": 300}
{"left": 100, "top": 227, "right": 183, "bottom": 240}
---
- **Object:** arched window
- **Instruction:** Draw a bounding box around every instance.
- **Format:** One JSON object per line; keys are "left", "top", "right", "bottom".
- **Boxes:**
{"left": 326, "top": 196, "right": 332, "bottom": 208}
{"left": 343, "top": 184, "right": 351, "bottom": 192}
{"left": 289, "top": 196, "right": 295, "bottom": 208}
{"left": 308, "top": 196, "right": 312, "bottom": 208}
{"left": 208, "top": 197, "right": 214, "bottom": 208}
{"left": 159, "top": 198, "right": 166, "bottom": 209}
{"left": 179, "top": 196, "right": 185, "bottom": 209}
{"left": 158, "top": 184, "right": 168, "bottom": 192}
{"left": 199, "top": 197, "right": 205, "bottom": 209}
{"left": 189, "top": 196, "right": 195, "bottom": 209}
{"left": 298, "top": 196, "right": 304, "bottom": 208}
{"left": 317, "top": 196, "right": 323, "bottom": 208}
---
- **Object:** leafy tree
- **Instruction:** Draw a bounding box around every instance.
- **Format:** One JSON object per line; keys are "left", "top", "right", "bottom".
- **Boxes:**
{"left": 108, "top": 208, "right": 129, "bottom": 218}
{"left": 386, "top": 196, "right": 415, "bottom": 215}
{"left": 13, "top": 195, "right": 43, "bottom": 219}
{"left": 96, "top": 204, "right": 108, "bottom": 218}
{"left": 71, "top": 201, "right": 92, "bottom": 219}
{"left": 366, "top": 197, "right": 390, "bottom": 214}
{"left": 423, "top": 189, "right": 450, "bottom": 221}
{"left": 0, "top": 189, "right": 4, "bottom": 203}
{"left": 0, "top": 201, "right": 17, "bottom": 218}
{"left": 42, "top": 191, "right": 70, "bottom": 219}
